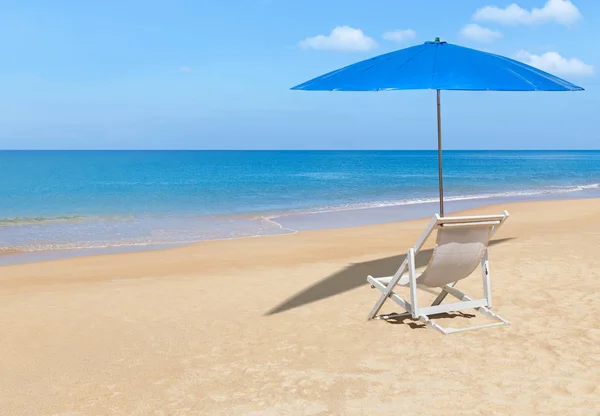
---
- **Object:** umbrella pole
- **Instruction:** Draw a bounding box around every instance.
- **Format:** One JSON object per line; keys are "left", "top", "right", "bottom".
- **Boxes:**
{"left": 436, "top": 89, "right": 444, "bottom": 217}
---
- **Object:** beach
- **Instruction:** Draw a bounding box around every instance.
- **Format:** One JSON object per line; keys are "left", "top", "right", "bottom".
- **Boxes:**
{"left": 1, "top": 198, "right": 599, "bottom": 415}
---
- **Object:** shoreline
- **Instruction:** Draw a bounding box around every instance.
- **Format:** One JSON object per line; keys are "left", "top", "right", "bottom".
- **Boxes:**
{"left": 3, "top": 190, "right": 600, "bottom": 267}
{"left": 0, "top": 197, "right": 596, "bottom": 272}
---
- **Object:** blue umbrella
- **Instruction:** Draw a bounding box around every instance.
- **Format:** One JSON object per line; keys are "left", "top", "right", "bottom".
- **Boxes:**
{"left": 291, "top": 38, "right": 584, "bottom": 215}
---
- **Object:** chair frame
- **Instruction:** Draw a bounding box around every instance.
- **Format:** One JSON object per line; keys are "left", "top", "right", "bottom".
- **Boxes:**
{"left": 367, "top": 211, "right": 510, "bottom": 335}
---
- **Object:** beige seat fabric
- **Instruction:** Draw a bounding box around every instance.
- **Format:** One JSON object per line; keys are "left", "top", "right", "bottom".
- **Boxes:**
{"left": 418, "top": 226, "right": 490, "bottom": 288}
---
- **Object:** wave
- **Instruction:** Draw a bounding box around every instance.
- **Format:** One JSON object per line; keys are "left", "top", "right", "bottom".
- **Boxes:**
{"left": 1, "top": 240, "right": 189, "bottom": 253}
{"left": 0, "top": 215, "right": 87, "bottom": 226}
{"left": 0, "top": 215, "right": 134, "bottom": 227}
{"left": 292, "top": 172, "right": 350, "bottom": 180}
{"left": 0, "top": 228, "right": 297, "bottom": 255}
{"left": 0, "top": 248, "right": 23, "bottom": 254}
{"left": 0, "top": 215, "right": 296, "bottom": 255}
{"left": 267, "top": 182, "right": 600, "bottom": 219}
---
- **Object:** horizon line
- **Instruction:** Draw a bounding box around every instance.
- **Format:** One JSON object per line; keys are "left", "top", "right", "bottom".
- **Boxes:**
{"left": 1, "top": 149, "right": 599, "bottom": 152}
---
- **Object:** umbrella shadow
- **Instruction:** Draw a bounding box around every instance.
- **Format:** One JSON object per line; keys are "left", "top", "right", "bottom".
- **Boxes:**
{"left": 265, "top": 237, "right": 514, "bottom": 316}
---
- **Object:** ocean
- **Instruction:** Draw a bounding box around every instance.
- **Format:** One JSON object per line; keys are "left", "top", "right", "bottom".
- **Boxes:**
{"left": 2, "top": 150, "right": 600, "bottom": 265}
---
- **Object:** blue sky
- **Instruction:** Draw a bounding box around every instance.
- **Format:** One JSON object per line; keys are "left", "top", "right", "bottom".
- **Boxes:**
{"left": 0, "top": 0, "right": 598, "bottom": 149}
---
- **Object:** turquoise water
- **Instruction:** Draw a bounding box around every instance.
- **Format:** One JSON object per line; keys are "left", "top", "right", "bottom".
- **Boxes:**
{"left": 1, "top": 150, "right": 600, "bottom": 262}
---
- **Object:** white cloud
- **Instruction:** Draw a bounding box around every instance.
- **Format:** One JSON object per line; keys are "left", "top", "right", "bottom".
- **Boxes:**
{"left": 382, "top": 29, "right": 416, "bottom": 43}
{"left": 459, "top": 24, "right": 503, "bottom": 43}
{"left": 179, "top": 66, "right": 192, "bottom": 73}
{"left": 515, "top": 50, "right": 593, "bottom": 76}
{"left": 473, "top": 0, "right": 582, "bottom": 26}
{"left": 299, "top": 26, "right": 378, "bottom": 52}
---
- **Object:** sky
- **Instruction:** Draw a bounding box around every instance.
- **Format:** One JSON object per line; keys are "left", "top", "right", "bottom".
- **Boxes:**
{"left": 0, "top": 0, "right": 598, "bottom": 150}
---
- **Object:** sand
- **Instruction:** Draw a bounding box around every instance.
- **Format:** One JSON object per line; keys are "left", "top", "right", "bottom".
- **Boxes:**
{"left": 1, "top": 199, "right": 599, "bottom": 415}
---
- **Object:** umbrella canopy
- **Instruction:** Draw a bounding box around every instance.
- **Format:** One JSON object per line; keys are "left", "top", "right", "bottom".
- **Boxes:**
{"left": 291, "top": 39, "right": 584, "bottom": 215}
{"left": 292, "top": 39, "right": 583, "bottom": 92}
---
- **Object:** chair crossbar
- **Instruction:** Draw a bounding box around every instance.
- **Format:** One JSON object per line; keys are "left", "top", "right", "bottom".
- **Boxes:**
{"left": 437, "top": 220, "right": 501, "bottom": 228}
{"left": 418, "top": 299, "right": 487, "bottom": 316}
{"left": 367, "top": 276, "right": 412, "bottom": 312}
{"left": 435, "top": 214, "right": 507, "bottom": 224}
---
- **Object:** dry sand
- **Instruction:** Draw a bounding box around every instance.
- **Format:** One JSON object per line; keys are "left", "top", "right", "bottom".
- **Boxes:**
{"left": 1, "top": 199, "right": 599, "bottom": 415}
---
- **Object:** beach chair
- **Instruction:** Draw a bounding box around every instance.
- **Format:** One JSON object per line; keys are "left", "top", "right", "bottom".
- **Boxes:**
{"left": 367, "top": 211, "right": 510, "bottom": 335}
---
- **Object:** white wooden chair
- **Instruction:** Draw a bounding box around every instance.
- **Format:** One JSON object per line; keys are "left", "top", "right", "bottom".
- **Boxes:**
{"left": 367, "top": 211, "right": 510, "bottom": 335}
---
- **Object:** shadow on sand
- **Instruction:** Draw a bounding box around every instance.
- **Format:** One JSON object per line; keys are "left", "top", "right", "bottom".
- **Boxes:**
{"left": 265, "top": 237, "right": 514, "bottom": 316}
{"left": 380, "top": 311, "right": 477, "bottom": 329}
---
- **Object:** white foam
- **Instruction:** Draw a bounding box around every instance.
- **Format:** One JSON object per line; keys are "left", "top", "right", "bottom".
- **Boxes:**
{"left": 266, "top": 183, "right": 600, "bottom": 219}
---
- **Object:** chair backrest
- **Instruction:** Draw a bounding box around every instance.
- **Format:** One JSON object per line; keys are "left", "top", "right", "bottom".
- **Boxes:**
{"left": 416, "top": 212, "right": 508, "bottom": 288}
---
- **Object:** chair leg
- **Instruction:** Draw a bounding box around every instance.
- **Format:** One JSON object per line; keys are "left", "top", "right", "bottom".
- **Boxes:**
{"left": 367, "top": 275, "right": 413, "bottom": 320}
{"left": 407, "top": 248, "right": 419, "bottom": 319}
{"left": 481, "top": 251, "right": 492, "bottom": 308}
{"left": 416, "top": 315, "right": 444, "bottom": 334}
{"left": 367, "top": 293, "right": 388, "bottom": 320}
{"left": 477, "top": 306, "right": 509, "bottom": 325}
{"left": 366, "top": 256, "right": 410, "bottom": 320}
{"left": 431, "top": 281, "right": 456, "bottom": 306}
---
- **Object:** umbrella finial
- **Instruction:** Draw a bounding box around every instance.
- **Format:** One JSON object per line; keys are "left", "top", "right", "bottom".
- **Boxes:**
{"left": 435, "top": 37, "right": 440, "bottom": 42}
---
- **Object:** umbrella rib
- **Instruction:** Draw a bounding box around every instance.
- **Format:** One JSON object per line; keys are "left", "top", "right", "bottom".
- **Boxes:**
{"left": 503, "top": 67, "right": 538, "bottom": 91}
{"left": 392, "top": 44, "right": 427, "bottom": 77}
{"left": 372, "top": 45, "right": 428, "bottom": 91}
{"left": 491, "top": 53, "right": 579, "bottom": 90}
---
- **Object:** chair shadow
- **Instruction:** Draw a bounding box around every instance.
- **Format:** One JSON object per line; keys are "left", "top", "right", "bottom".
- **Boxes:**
{"left": 265, "top": 237, "right": 514, "bottom": 316}
{"left": 382, "top": 311, "right": 477, "bottom": 329}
